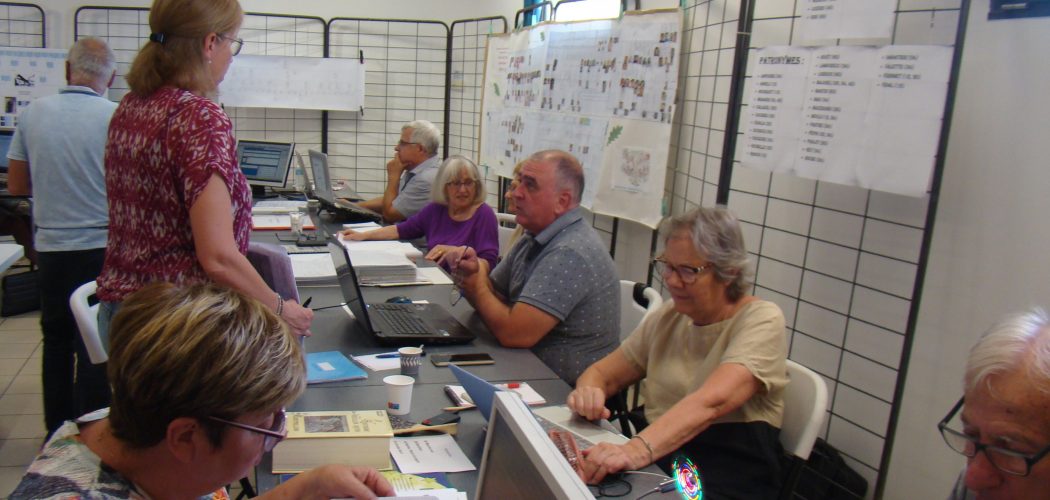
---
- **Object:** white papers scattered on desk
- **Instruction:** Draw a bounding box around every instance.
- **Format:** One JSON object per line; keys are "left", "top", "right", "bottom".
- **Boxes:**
{"left": 252, "top": 214, "right": 316, "bottom": 230}
{"left": 252, "top": 200, "right": 308, "bottom": 214}
{"left": 338, "top": 234, "right": 424, "bottom": 261}
{"left": 390, "top": 434, "right": 476, "bottom": 474}
{"left": 378, "top": 489, "right": 467, "bottom": 500}
{"left": 417, "top": 267, "right": 453, "bottom": 286}
{"left": 343, "top": 221, "right": 382, "bottom": 231}
{"left": 289, "top": 253, "right": 336, "bottom": 280}
{"left": 352, "top": 353, "right": 402, "bottom": 372}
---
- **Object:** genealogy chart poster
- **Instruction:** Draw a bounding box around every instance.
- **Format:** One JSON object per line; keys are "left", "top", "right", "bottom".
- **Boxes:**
{"left": 481, "top": 9, "right": 682, "bottom": 228}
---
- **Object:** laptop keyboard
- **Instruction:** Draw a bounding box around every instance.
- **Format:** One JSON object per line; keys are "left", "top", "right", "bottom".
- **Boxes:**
{"left": 372, "top": 304, "right": 430, "bottom": 334}
{"left": 535, "top": 414, "right": 596, "bottom": 450}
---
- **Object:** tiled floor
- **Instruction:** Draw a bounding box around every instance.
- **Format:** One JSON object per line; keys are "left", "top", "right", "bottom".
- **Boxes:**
{"left": 0, "top": 308, "right": 45, "bottom": 498}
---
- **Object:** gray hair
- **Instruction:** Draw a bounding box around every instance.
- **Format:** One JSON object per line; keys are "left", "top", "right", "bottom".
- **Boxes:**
{"left": 965, "top": 307, "right": 1050, "bottom": 395}
{"left": 431, "top": 155, "right": 486, "bottom": 205}
{"left": 661, "top": 206, "right": 752, "bottom": 301}
{"left": 529, "top": 149, "right": 583, "bottom": 205}
{"left": 403, "top": 120, "right": 441, "bottom": 156}
{"left": 68, "top": 37, "right": 116, "bottom": 83}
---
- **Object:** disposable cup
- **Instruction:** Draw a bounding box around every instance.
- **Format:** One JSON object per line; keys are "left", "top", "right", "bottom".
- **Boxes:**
{"left": 399, "top": 346, "right": 423, "bottom": 376}
{"left": 383, "top": 375, "right": 415, "bottom": 415}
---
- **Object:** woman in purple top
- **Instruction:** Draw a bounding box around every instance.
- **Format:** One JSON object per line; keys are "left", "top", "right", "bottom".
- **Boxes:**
{"left": 340, "top": 155, "right": 500, "bottom": 268}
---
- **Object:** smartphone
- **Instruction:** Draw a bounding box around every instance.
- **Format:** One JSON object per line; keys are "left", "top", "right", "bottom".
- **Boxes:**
{"left": 430, "top": 352, "right": 495, "bottom": 367}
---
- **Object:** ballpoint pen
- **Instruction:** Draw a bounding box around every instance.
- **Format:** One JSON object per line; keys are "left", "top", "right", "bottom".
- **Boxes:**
{"left": 375, "top": 353, "right": 400, "bottom": 359}
{"left": 302, "top": 296, "right": 313, "bottom": 308}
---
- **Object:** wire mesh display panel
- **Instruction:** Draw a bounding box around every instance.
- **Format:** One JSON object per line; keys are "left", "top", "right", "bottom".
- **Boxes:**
{"left": 723, "top": 2, "right": 965, "bottom": 497}
{"left": 327, "top": 18, "right": 448, "bottom": 198}
{"left": 448, "top": 16, "right": 507, "bottom": 208}
{"left": 0, "top": 2, "right": 43, "bottom": 48}
{"left": 75, "top": 8, "right": 326, "bottom": 151}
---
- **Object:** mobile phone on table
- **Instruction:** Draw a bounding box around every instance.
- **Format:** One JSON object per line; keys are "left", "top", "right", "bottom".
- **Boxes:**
{"left": 430, "top": 352, "right": 495, "bottom": 367}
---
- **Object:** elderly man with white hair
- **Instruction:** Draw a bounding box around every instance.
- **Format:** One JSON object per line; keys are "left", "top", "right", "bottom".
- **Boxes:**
{"left": 940, "top": 307, "right": 1050, "bottom": 500}
{"left": 358, "top": 120, "right": 443, "bottom": 222}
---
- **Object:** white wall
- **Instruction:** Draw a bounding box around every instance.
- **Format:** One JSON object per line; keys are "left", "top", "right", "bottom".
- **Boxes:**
{"left": 884, "top": 1, "right": 1050, "bottom": 498}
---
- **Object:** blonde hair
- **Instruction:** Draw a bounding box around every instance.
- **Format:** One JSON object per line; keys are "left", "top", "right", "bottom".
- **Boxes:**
{"left": 107, "top": 282, "right": 305, "bottom": 448}
{"left": 432, "top": 155, "right": 486, "bottom": 205}
{"left": 125, "top": 0, "right": 243, "bottom": 96}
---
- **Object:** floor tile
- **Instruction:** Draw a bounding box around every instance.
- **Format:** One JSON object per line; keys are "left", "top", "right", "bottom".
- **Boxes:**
{"left": 0, "top": 317, "right": 39, "bottom": 331}
{"left": 0, "top": 345, "right": 37, "bottom": 360}
{"left": 0, "top": 395, "right": 42, "bottom": 416}
{"left": 0, "top": 415, "right": 45, "bottom": 440}
{"left": 0, "top": 465, "right": 27, "bottom": 498}
{"left": 0, "top": 331, "right": 40, "bottom": 344}
{"left": 0, "top": 439, "right": 40, "bottom": 467}
{"left": 4, "top": 375, "right": 38, "bottom": 395}
{"left": 0, "top": 377, "right": 10, "bottom": 395}
{"left": 0, "top": 361, "right": 24, "bottom": 378}
{"left": 15, "top": 359, "right": 39, "bottom": 377}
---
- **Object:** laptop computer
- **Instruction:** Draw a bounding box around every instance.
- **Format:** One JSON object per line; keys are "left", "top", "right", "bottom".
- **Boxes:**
{"left": 307, "top": 149, "right": 379, "bottom": 223}
{"left": 330, "top": 240, "right": 475, "bottom": 345}
{"left": 449, "top": 364, "right": 630, "bottom": 450}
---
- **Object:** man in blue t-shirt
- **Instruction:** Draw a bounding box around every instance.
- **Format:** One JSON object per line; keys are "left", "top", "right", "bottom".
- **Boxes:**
{"left": 7, "top": 37, "right": 117, "bottom": 438}
{"left": 445, "top": 150, "right": 620, "bottom": 384}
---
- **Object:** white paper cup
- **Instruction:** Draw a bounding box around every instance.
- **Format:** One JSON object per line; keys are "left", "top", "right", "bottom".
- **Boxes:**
{"left": 383, "top": 374, "right": 415, "bottom": 415}
{"left": 399, "top": 346, "right": 423, "bottom": 376}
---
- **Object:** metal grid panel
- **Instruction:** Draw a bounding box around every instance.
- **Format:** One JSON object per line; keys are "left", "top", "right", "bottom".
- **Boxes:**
{"left": 0, "top": 2, "right": 43, "bottom": 48}
{"left": 724, "top": 1, "right": 964, "bottom": 495}
{"left": 327, "top": 18, "right": 448, "bottom": 198}
{"left": 75, "top": 8, "right": 326, "bottom": 149}
{"left": 449, "top": 16, "right": 507, "bottom": 208}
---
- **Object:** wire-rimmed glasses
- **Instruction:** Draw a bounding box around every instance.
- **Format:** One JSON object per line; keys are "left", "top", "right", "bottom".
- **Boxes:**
{"left": 208, "top": 408, "right": 287, "bottom": 452}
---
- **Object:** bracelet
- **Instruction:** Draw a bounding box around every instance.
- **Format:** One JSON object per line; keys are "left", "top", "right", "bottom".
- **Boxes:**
{"left": 275, "top": 293, "right": 284, "bottom": 316}
{"left": 631, "top": 434, "right": 654, "bottom": 465}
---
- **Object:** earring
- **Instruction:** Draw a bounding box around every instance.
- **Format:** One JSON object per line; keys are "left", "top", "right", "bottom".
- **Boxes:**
{"left": 207, "top": 59, "right": 212, "bottom": 65}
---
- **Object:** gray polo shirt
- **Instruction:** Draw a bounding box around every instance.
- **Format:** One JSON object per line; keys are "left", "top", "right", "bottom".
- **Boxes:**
{"left": 490, "top": 207, "right": 620, "bottom": 384}
{"left": 7, "top": 86, "right": 116, "bottom": 252}
{"left": 392, "top": 155, "right": 439, "bottom": 218}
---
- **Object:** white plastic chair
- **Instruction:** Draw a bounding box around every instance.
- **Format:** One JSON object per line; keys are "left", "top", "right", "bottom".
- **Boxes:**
{"left": 618, "top": 280, "right": 662, "bottom": 342}
{"left": 778, "top": 359, "right": 830, "bottom": 499}
{"left": 70, "top": 280, "right": 107, "bottom": 364}
{"left": 496, "top": 212, "right": 519, "bottom": 258}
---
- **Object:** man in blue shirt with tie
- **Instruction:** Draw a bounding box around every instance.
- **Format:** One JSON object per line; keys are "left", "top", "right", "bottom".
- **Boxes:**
{"left": 358, "top": 119, "right": 441, "bottom": 222}
{"left": 7, "top": 37, "right": 117, "bottom": 438}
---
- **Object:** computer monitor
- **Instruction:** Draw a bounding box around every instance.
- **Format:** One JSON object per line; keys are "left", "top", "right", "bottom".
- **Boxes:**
{"left": 476, "top": 392, "right": 596, "bottom": 500}
{"left": 0, "top": 129, "right": 14, "bottom": 174}
{"left": 236, "top": 139, "right": 294, "bottom": 198}
{"left": 307, "top": 149, "right": 335, "bottom": 204}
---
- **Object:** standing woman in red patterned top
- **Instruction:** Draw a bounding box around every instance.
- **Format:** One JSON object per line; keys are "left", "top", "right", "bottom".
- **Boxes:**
{"left": 95, "top": 0, "right": 312, "bottom": 344}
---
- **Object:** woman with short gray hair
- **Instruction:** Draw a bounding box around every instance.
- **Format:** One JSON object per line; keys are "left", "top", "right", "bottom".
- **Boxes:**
{"left": 340, "top": 155, "right": 499, "bottom": 268}
{"left": 567, "top": 205, "right": 788, "bottom": 499}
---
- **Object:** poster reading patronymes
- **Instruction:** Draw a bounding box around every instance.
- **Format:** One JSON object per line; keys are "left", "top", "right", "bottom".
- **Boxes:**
{"left": 481, "top": 9, "right": 682, "bottom": 228}
{"left": 0, "top": 48, "right": 67, "bottom": 127}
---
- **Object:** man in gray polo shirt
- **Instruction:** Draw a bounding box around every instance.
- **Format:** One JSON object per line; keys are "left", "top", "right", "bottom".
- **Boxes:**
{"left": 358, "top": 119, "right": 441, "bottom": 222}
{"left": 448, "top": 150, "right": 620, "bottom": 384}
{"left": 7, "top": 37, "right": 117, "bottom": 437}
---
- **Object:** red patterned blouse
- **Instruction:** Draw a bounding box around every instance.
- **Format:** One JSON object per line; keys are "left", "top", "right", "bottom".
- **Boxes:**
{"left": 96, "top": 86, "right": 251, "bottom": 302}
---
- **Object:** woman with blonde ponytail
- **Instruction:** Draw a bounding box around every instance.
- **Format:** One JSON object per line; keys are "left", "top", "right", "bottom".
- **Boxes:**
{"left": 96, "top": 0, "right": 313, "bottom": 343}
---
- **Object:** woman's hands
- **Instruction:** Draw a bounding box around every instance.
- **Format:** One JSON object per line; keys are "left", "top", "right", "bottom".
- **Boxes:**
{"left": 281, "top": 299, "right": 313, "bottom": 337}
{"left": 338, "top": 228, "right": 368, "bottom": 241}
{"left": 566, "top": 385, "right": 611, "bottom": 421}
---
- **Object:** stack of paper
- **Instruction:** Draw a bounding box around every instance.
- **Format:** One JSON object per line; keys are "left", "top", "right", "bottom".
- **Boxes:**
{"left": 352, "top": 251, "right": 418, "bottom": 285}
{"left": 338, "top": 231, "right": 424, "bottom": 261}
{"left": 252, "top": 200, "right": 308, "bottom": 214}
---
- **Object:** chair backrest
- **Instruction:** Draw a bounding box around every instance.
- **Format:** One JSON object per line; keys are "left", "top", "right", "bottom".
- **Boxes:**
{"left": 496, "top": 212, "right": 519, "bottom": 258}
{"left": 246, "top": 241, "right": 299, "bottom": 302}
{"left": 780, "top": 359, "right": 829, "bottom": 460}
{"left": 70, "top": 280, "right": 107, "bottom": 364}
{"left": 618, "top": 280, "right": 662, "bottom": 341}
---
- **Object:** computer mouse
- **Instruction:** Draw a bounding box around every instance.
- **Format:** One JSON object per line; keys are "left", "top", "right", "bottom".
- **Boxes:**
{"left": 386, "top": 296, "right": 412, "bottom": 304}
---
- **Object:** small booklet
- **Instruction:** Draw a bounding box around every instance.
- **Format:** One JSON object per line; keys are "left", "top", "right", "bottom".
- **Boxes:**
{"left": 306, "top": 351, "right": 367, "bottom": 384}
{"left": 443, "top": 382, "right": 546, "bottom": 408}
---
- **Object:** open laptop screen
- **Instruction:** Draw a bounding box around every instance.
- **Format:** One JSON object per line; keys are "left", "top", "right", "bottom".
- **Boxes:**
{"left": 329, "top": 240, "right": 377, "bottom": 336}
{"left": 308, "top": 150, "right": 335, "bottom": 204}
{"left": 0, "top": 129, "right": 14, "bottom": 173}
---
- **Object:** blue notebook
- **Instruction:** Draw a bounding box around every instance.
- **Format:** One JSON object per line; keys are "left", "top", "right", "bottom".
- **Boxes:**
{"left": 306, "top": 351, "right": 367, "bottom": 384}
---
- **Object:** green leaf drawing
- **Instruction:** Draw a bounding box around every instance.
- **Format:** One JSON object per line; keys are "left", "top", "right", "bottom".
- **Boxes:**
{"left": 607, "top": 125, "right": 623, "bottom": 145}
{"left": 493, "top": 83, "right": 501, "bottom": 96}
{"left": 540, "top": 31, "right": 546, "bottom": 42}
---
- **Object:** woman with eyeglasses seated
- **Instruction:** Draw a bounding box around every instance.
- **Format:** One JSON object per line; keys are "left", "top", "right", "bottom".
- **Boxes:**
{"left": 340, "top": 155, "right": 499, "bottom": 269}
{"left": 566, "top": 206, "right": 788, "bottom": 499}
{"left": 95, "top": 0, "right": 312, "bottom": 343}
{"left": 12, "top": 282, "right": 393, "bottom": 499}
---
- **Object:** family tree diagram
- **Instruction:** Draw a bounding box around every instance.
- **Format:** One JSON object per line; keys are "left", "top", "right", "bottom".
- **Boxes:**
{"left": 481, "top": 9, "right": 682, "bottom": 228}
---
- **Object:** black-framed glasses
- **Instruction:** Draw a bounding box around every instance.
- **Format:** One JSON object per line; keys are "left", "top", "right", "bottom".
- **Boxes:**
{"left": 208, "top": 408, "right": 286, "bottom": 452}
{"left": 938, "top": 397, "right": 1050, "bottom": 476}
{"left": 446, "top": 179, "right": 478, "bottom": 190}
{"left": 218, "top": 33, "right": 243, "bottom": 56}
{"left": 653, "top": 258, "right": 712, "bottom": 285}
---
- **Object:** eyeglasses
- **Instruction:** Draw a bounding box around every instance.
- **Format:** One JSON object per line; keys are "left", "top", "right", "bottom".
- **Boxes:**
{"left": 218, "top": 34, "right": 243, "bottom": 56}
{"left": 446, "top": 180, "right": 478, "bottom": 190}
{"left": 208, "top": 409, "right": 287, "bottom": 452}
{"left": 938, "top": 397, "right": 1050, "bottom": 476}
{"left": 653, "top": 258, "right": 712, "bottom": 285}
{"left": 397, "top": 140, "right": 420, "bottom": 148}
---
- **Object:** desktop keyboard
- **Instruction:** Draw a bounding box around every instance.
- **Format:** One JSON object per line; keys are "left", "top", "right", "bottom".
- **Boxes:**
{"left": 535, "top": 414, "right": 596, "bottom": 450}
{"left": 372, "top": 304, "right": 430, "bottom": 334}
{"left": 282, "top": 244, "right": 330, "bottom": 255}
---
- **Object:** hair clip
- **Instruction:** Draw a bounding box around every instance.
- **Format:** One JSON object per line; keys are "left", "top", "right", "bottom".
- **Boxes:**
{"left": 148, "top": 33, "right": 166, "bottom": 44}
